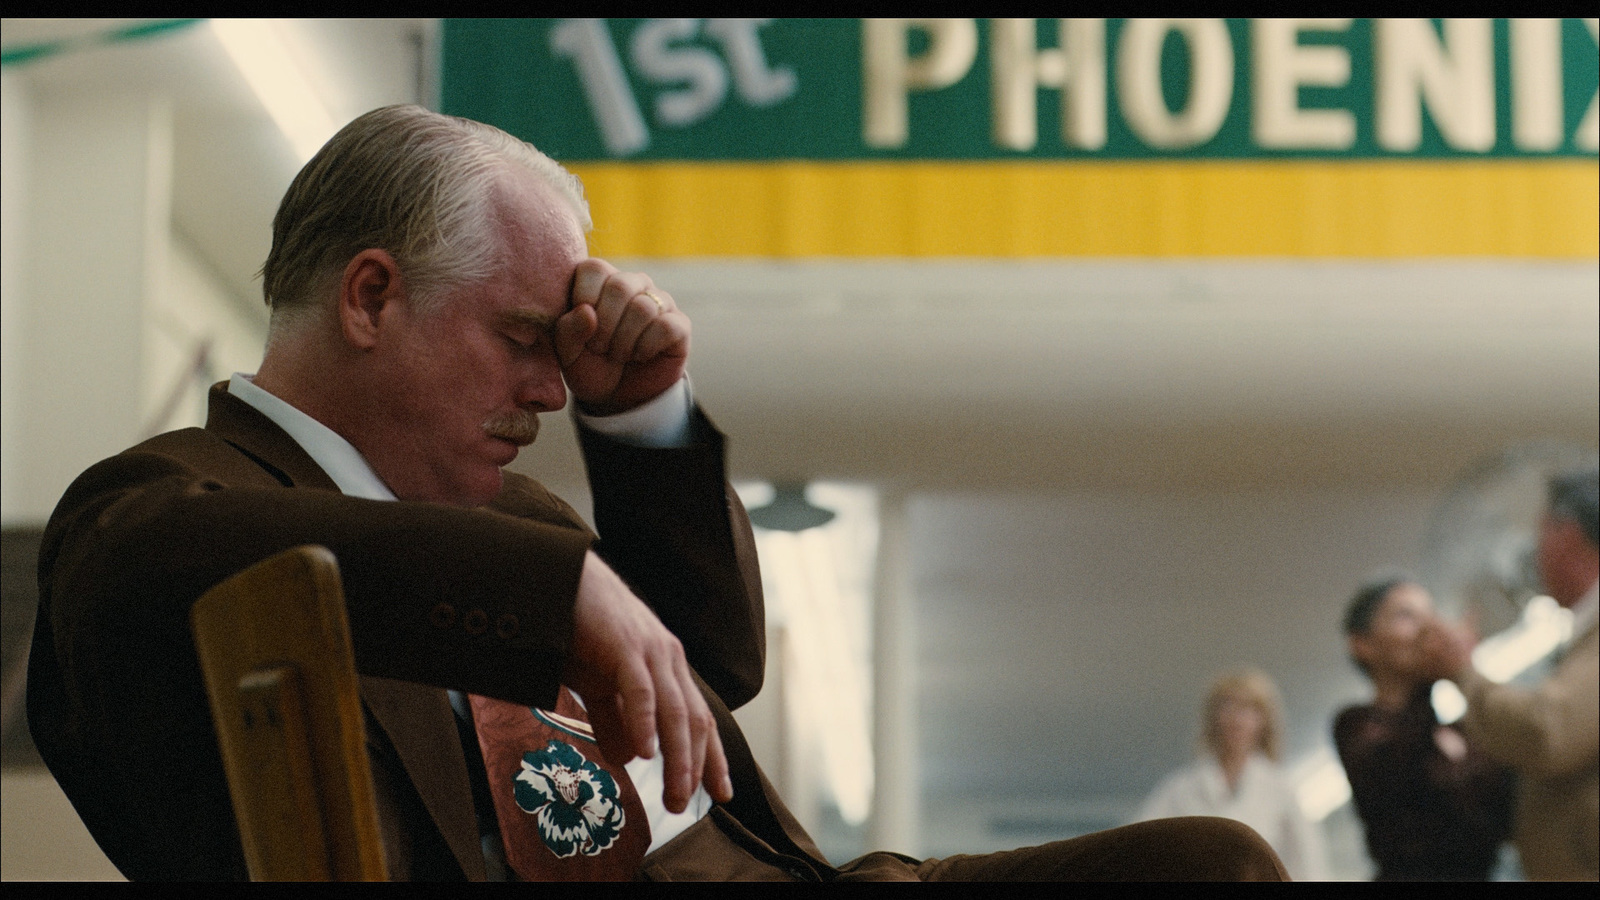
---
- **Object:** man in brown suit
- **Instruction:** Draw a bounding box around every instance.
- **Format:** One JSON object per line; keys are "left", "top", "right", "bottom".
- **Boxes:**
{"left": 1425, "top": 462, "right": 1599, "bottom": 881}
{"left": 29, "top": 105, "right": 1284, "bottom": 881}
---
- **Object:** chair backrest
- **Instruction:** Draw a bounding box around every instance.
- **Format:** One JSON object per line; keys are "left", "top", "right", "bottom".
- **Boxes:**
{"left": 191, "top": 545, "right": 387, "bottom": 881}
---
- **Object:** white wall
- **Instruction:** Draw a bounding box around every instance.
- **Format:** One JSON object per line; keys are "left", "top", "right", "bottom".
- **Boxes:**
{"left": 140, "top": 237, "right": 267, "bottom": 435}
{"left": 2, "top": 69, "right": 33, "bottom": 525}
{"left": 0, "top": 73, "right": 267, "bottom": 525}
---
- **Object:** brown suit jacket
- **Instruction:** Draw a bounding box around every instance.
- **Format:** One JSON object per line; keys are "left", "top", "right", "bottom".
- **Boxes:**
{"left": 1458, "top": 616, "right": 1599, "bottom": 881}
{"left": 28, "top": 385, "right": 842, "bottom": 880}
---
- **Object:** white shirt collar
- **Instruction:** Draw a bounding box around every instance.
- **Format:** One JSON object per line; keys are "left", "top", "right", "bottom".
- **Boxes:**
{"left": 227, "top": 373, "right": 396, "bottom": 501}
{"left": 230, "top": 372, "right": 695, "bottom": 499}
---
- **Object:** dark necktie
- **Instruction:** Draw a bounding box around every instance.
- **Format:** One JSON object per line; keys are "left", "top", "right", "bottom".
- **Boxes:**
{"left": 469, "top": 688, "right": 651, "bottom": 881}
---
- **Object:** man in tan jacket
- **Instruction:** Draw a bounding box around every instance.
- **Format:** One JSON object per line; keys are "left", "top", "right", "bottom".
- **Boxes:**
{"left": 1426, "top": 462, "right": 1599, "bottom": 881}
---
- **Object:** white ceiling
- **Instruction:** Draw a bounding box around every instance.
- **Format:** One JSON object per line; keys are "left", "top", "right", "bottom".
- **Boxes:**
{"left": 4, "top": 19, "right": 1593, "bottom": 496}
{"left": 518, "top": 258, "right": 1597, "bottom": 496}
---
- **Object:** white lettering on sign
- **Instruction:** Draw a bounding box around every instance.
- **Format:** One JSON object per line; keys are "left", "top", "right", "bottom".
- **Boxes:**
{"left": 549, "top": 18, "right": 1600, "bottom": 157}
{"left": 556, "top": 18, "right": 798, "bottom": 156}
{"left": 1118, "top": 19, "right": 1235, "bottom": 150}
{"left": 705, "top": 18, "right": 799, "bottom": 106}
{"left": 1577, "top": 18, "right": 1599, "bottom": 152}
{"left": 1511, "top": 18, "right": 1563, "bottom": 151}
{"left": 631, "top": 19, "right": 729, "bottom": 128}
{"left": 863, "top": 19, "right": 979, "bottom": 148}
{"left": 551, "top": 18, "right": 650, "bottom": 155}
{"left": 990, "top": 19, "right": 1107, "bottom": 151}
{"left": 1375, "top": 18, "right": 1495, "bottom": 152}
{"left": 1252, "top": 19, "right": 1355, "bottom": 150}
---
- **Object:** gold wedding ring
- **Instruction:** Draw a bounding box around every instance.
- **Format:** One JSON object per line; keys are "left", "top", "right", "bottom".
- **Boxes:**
{"left": 642, "top": 289, "right": 665, "bottom": 313}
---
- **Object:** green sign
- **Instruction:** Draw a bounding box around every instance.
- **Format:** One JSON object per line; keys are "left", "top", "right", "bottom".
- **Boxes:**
{"left": 442, "top": 18, "right": 1600, "bottom": 161}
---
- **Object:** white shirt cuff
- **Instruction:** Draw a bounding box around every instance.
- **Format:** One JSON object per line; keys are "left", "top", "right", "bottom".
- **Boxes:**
{"left": 575, "top": 376, "right": 693, "bottom": 448}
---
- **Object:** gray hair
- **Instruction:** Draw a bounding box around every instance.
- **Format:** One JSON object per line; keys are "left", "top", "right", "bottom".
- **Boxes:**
{"left": 1548, "top": 460, "right": 1600, "bottom": 548}
{"left": 261, "top": 104, "right": 591, "bottom": 333}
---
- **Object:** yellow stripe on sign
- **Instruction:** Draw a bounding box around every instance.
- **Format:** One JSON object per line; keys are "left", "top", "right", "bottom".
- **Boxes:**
{"left": 569, "top": 160, "right": 1598, "bottom": 258}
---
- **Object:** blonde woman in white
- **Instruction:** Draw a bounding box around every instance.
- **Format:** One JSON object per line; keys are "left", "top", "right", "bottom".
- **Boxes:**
{"left": 1138, "top": 668, "right": 1330, "bottom": 881}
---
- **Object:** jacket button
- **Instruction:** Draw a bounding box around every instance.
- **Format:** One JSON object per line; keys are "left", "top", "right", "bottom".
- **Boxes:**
{"left": 429, "top": 603, "right": 457, "bottom": 629}
{"left": 463, "top": 608, "right": 489, "bottom": 635}
{"left": 495, "top": 614, "right": 520, "bottom": 640}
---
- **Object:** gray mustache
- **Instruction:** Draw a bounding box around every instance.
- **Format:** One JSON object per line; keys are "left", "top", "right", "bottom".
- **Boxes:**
{"left": 483, "top": 410, "right": 540, "bottom": 446}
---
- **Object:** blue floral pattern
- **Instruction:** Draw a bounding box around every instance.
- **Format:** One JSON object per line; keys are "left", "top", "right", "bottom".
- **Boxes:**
{"left": 513, "top": 739, "right": 627, "bottom": 858}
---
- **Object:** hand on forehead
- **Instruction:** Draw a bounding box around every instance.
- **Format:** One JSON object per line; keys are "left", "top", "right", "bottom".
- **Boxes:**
{"left": 571, "top": 258, "right": 645, "bottom": 307}
{"left": 555, "top": 258, "right": 690, "bottom": 414}
{"left": 565, "top": 259, "right": 681, "bottom": 360}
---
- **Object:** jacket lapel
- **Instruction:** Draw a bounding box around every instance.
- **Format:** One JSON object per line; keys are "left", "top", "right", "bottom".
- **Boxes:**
{"left": 202, "top": 381, "right": 486, "bottom": 879}
{"left": 203, "top": 383, "right": 342, "bottom": 492}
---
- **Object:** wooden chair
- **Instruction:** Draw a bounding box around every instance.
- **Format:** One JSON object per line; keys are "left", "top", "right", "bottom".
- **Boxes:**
{"left": 191, "top": 545, "right": 387, "bottom": 881}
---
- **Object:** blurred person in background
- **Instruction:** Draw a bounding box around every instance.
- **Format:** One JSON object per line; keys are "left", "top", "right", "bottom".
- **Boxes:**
{"left": 1138, "top": 668, "right": 1330, "bottom": 880}
{"left": 1335, "top": 574, "right": 1513, "bottom": 880}
{"left": 1423, "top": 462, "right": 1599, "bottom": 881}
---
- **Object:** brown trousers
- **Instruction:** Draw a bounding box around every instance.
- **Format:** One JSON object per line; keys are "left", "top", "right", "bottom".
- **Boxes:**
{"left": 643, "top": 813, "right": 1289, "bottom": 882}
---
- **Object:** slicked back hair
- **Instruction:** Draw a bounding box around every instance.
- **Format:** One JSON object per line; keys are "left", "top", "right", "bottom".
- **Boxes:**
{"left": 1547, "top": 461, "right": 1600, "bottom": 549}
{"left": 261, "top": 104, "right": 590, "bottom": 335}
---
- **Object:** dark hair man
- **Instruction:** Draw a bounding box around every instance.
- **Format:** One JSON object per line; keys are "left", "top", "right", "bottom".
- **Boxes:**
{"left": 28, "top": 105, "right": 1285, "bottom": 882}
{"left": 1335, "top": 575, "right": 1513, "bottom": 880}
{"left": 1421, "top": 461, "right": 1599, "bottom": 881}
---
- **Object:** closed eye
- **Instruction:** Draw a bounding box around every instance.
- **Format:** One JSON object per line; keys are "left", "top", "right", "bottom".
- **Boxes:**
{"left": 496, "top": 309, "right": 558, "bottom": 351}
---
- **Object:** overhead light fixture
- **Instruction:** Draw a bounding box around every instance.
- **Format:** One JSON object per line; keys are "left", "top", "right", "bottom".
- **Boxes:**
{"left": 210, "top": 19, "right": 336, "bottom": 163}
{"left": 740, "top": 480, "right": 876, "bottom": 825}
{"left": 748, "top": 482, "right": 836, "bottom": 532}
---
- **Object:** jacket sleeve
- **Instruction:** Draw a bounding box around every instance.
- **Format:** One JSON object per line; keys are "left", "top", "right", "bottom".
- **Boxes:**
{"left": 1456, "top": 630, "right": 1600, "bottom": 778}
{"left": 29, "top": 429, "right": 612, "bottom": 880}
{"left": 37, "top": 439, "right": 593, "bottom": 712}
{"left": 573, "top": 407, "right": 767, "bottom": 710}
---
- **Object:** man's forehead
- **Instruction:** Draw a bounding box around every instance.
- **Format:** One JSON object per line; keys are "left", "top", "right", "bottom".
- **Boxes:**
{"left": 476, "top": 172, "right": 585, "bottom": 323}
{"left": 493, "top": 170, "right": 588, "bottom": 255}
